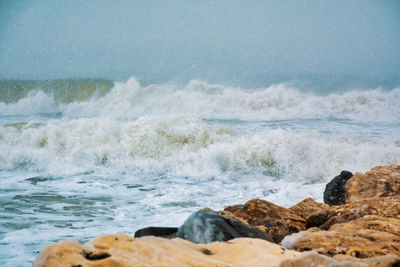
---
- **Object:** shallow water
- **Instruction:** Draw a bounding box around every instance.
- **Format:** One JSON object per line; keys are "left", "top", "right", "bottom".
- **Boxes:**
{"left": 0, "top": 78, "right": 399, "bottom": 266}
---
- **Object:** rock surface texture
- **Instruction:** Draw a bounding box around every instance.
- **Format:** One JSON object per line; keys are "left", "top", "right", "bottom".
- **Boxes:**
{"left": 224, "top": 199, "right": 307, "bottom": 243}
{"left": 34, "top": 235, "right": 299, "bottom": 267}
{"left": 34, "top": 234, "right": 399, "bottom": 267}
{"left": 282, "top": 164, "right": 400, "bottom": 259}
{"left": 346, "top": 164, "right": 400, "bottom": 203}
{"left": 288, "top": 197, "right": 330, "bottom": 228}
{"left": 279, "top": 252, "right": 400, "bottom": 267}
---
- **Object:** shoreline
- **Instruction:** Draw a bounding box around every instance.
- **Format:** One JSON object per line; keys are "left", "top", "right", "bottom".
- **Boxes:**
{"left": 33, "top": 164, "right": 400, "bottom": 266}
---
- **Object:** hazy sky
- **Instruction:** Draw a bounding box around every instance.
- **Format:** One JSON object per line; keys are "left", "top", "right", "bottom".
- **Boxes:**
{"left": 0, "top": 0, "right": 399, "bottom": 85}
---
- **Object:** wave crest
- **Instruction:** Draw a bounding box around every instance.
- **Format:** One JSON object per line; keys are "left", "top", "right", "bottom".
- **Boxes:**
{"left": 1, "top": 116, "right": 399, "bottom": 181}
{"left": 1, "top": 78, "right": 399, "bottom": 121}
{"left": 64, "top": 78, "right": 400, "bottom": 121}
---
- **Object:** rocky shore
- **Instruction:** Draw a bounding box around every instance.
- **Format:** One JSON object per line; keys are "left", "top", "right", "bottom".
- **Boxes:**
{"left": 34, "top": 164, "right": 400, "bottom": 266}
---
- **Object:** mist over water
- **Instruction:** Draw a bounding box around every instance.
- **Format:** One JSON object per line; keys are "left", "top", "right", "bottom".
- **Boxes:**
{"left": 1, "top": 0, "right": 400, "bottom": 87}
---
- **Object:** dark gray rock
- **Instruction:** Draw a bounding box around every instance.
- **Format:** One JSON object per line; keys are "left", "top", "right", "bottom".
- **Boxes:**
{"left": 323, "top": 170, "right": 353, "bottom": 206}
{"left": 134, "top": 227, "right": 178, "bottom": 239}
{"left": 176, "top": 210, "right": 275, "bottom": 244}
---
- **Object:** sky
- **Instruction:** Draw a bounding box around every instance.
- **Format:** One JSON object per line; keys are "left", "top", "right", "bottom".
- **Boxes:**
{"left": 0, "top": 0, "right": 399, "bottom": 86}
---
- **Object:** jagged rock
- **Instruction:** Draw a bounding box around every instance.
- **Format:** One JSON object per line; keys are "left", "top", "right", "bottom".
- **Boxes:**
{"left": 320, "top": 196, "right": 400, "bottom": 230}
{"left": 33, "top": 235, "right": 300, "bottom": 267}
{"left": 134, "top": 226, "right": 178, "bottom": 238}
{"left": 282, "top": 165, "right": 400, "bottom": 259}
{"left": 282, "top": 197, "right": 400, "bottom": 258}
{"left": 279, "top": 251, "right": 400, "bottom": 267}
{"left": 288, "top": 197, "right": 331, "bottom": 227}
{"left": 323, "top": 170, "right": 353, "bottom": 206}
{"left": 346, "top": 164, "right": 400, "bottom": 203}
{"left": 282, "top": 218, "right": 400, "bottom": 258}
{"left": 224, "top": 199, "right": 307, "bottom": 243}
{"left": 176, "top": 210, "right": 275, "bottom": 244}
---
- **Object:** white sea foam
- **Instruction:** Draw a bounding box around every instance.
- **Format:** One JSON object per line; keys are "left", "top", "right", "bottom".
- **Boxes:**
{"left": 281, "top": 231, "right": 306, "bottom": 249}
{"left": 0, "top": 90, "right": 60, "bottom": 116}
{"left": 1, "top": 116, "right": 399, "bottom": 183}
{"left": 1, "top": 78, "right": 399, "bottom": 122}
{"left": 61, "top": 78, "right": 400, "bottom": 121}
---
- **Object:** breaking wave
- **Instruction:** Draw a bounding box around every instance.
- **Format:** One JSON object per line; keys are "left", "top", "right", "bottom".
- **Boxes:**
{"left": 1, "top": 78, "right": 399, "bottom": 122}
{"left": 1, "top": 116, "right": 399, "bottom": 182}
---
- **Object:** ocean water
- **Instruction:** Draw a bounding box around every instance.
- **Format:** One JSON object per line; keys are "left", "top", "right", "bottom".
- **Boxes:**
{"left": 1, "top": 78, "right": 400, "bottom": 266}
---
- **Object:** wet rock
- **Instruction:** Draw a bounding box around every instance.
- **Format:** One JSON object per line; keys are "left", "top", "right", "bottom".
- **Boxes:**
{"left": 134, "top": 226, "right": 178, "bottom": 238}
{"left": 346, "top": 164, "right": 400, "bottom": 203}
{"left": 323, "top": 170, "right": 353, "bottom": 206}
{"left": 33, "top": 234, "right": 299, "bottom": 267}
{"left": 224, "top": 199, "right": 307, "bottom": 243}
{"left": 176, "top": 210, "right": 275, "bottom": 244}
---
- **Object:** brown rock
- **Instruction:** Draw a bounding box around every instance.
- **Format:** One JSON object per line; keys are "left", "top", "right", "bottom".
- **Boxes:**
{"left": 282, "top": 164, "right": 400, "bottom": 260}
{"left": 218, "top": 209, "right": 249, "bottom": 225}
{"left": 329, "top": 215, "right": 400, "bottom": 237}
{"left": 279, "top": 251, "right": 400, "bottom": 267}
{"left": 224, "top": 199, "right": 307, "bottom": 243}
{"left": 321, "top": 196, "right": 400, "bottom": 230}
{"left": 288, "top": 197, "right": 331, "bottom": 227}
{"left": 33, "top": 234, "right": 300, "bottom": 267}
{"left": 346, "top": 164, "right": 400, "bottom": 203}
{"left": 283, "top": 214, "right": 400, "bottom": 258}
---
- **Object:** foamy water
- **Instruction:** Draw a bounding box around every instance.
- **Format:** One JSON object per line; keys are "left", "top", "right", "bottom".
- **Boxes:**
{"left": 1, "top": 78, "right": 399, "bottom": 266}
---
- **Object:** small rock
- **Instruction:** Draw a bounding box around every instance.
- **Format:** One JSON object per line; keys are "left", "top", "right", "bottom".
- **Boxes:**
{"left": 176, "top": 210, "right": 275, "bottom": 244}
{"left": 289, "top": 197, "right": 331, "bottom": 228}
{"left": 134, "top": 227, "right": 178, "bottom": 239}
{"left": 323, "top": 170, "right": 353, "bottom": 206}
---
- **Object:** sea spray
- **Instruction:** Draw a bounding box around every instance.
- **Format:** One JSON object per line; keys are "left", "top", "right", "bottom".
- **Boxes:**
{"left": 1, "top": 116, "right": 399, "bottom": 181}
{"left": 2, "top": 78, "right": 399, "bottom": 121}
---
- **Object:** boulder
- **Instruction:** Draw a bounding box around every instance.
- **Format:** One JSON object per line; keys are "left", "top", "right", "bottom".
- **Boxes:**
{"left": 346, "top": 164, "right": 400, "bottom": 203}
{"left": 320, "top": 196, "right": 400, "bottom": 230}
{"left": 176, "top": 210, "right": 275, "bottom": 244}
{"left": 282, "top": 196, "right": 400, "bottom": 258}
{"left": 323, "top": 170, "right": 353, "bottom": 206}
{"left": 282, "top": 216, "right": 400, "bottom": 258}
{"left": 282, "top": 165, "right": 400, "bottom": 259}
{"left": 224, "top": 199, "right": 307, "bottom": 243}
{"left": 288, "top": 197, "right": 331, "bottom": 228}
{"left": 33, "top": 234, "right": 299, "bottom": 267}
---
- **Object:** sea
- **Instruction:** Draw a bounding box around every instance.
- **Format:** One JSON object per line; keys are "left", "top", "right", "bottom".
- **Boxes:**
{"left": 0, "top": 77, "right": 399, "bottom": 266}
